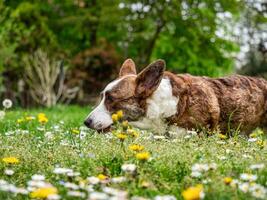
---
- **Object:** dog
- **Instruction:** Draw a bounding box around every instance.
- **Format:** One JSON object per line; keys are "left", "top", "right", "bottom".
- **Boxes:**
{"left": 84, "top": 59, "right": 267, "bottom": 134}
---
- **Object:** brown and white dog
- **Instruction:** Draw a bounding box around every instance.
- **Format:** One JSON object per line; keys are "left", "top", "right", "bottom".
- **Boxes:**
{"left": 84, "top": 59, "right": 267, "bottom": 134}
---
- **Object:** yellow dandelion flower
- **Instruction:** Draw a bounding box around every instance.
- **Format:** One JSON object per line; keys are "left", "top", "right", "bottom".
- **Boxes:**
{"left": 116, "top": 133, "right": 127, "bottom": 140}
{"left": 116, "top": 110, "right": 123, "bottom": 119}
{"left": 249, "top": 132, "right": 258, "bottom": 138}
{"left": 17, "top": 118, "right": 24, "bottom": 123}
{"left": 128, "top": 129, "right": 139, "bottom": 137}
{"left": 97, "top": 174, "right": 108, "bottom": 180}
{"left": 72, "top": 129, "right": 80, "bottom": 134}
{"left": 112, "top": 114, "right": 119, "bottom": 122}
{"left": 218, "top": 134, "right": 227, "bottom": 139}
{"left": 182, "top": 184, "right": 204, "bottom": 200}
{"left": 136, "top": 152, "right": 150, "bottom": 161}
{"left": 257, "top": 140, "right": 265, "bottom": 148}
{"left": 141, "top": 181, "right": 151, "bottom": 188}
{"left": 38, "top": 113, "right": 48, "bottom": 124}
{"left": 2, "top": 157, "right": 20, "bottom": 164}
{"left": 122, "top": 120, "right": 129, "bottom": 129}
{"left": 224, "top": 177, "right": 233, "bottom": 185}
{"left": 38, "top": 116, "right": 48, "bottom": 124}
{"left": 37, "top": 113, "right": 46, "bottom": 118}
{"left": 30, "top": 187, "right": 57, "bottom": 198}
{"left": 129, "top": 144, "right": 144, "bottom": 152}
{"left": 25, "top": 116, "right": 35, "bottom": 121}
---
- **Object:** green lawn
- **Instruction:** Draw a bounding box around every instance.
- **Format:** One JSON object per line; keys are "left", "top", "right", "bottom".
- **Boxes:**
{"left": 0, "top": 105, "right": 266, "bottom": 200}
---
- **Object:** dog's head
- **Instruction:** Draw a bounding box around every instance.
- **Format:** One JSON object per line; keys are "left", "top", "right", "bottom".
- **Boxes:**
{"left": 84, "top": 59, "right": 165, "bottom": 131}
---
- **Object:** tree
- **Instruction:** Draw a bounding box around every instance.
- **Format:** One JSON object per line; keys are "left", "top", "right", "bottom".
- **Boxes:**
{"left": 237, "top": 0, "right": 267, "bottom": 77}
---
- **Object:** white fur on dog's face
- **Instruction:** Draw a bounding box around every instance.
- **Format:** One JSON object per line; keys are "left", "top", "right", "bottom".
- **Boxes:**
{"left": 85, "top": 78, "right": 123, "bottom": 130}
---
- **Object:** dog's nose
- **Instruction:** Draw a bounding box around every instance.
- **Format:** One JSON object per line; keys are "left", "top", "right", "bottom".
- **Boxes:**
{"left": 84, "top": 118, "right": 93, "bottom": 128}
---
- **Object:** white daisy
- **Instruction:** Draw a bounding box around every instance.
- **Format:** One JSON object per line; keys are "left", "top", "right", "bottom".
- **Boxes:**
{"left": 2, "top": 99, "right": 12, "bottom": 109}
{"left": 240, "top": 173, "right": 257, "bottom": 182}
{"left": 154, "top": 195, "right": 177, "bottom": 200}
{"left": 4, "top": 169, "right": 14, "bottom": 176}
{"left": 121, "top": 164, "right": 137, "bottom": 173}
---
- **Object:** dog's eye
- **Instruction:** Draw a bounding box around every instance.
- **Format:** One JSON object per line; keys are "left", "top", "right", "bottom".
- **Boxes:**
{"left": 105, "top": 94, "right": 114, "bottom": 102}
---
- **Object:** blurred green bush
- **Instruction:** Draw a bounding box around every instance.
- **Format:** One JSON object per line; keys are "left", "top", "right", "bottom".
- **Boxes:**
{"left": 0, "top": 0, "right": 266, "bottom": 106}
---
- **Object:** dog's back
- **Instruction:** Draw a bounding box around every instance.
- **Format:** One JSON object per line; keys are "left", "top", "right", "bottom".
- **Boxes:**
{"left": 166, "top": 73, "right": 267, "bottom": 133}
{"left": 206, "top": 75, "right": 267, "bottom": 132}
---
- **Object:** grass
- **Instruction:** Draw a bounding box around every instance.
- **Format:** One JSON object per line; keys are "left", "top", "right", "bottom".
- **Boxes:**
{"left": 0, "top": 105, "right": 266, "bottom": 200}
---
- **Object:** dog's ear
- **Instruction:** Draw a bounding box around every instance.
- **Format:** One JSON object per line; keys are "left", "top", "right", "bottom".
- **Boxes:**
{"left": 119, "top": 59, "right": 137, "bottom": 77}
{"left": 135, "top": 59, "right": 165, "bottom": 97}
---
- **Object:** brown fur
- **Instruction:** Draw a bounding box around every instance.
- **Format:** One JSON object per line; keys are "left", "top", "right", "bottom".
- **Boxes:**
{"left": 165, "top": 72, "right": 267, "bottom": 133}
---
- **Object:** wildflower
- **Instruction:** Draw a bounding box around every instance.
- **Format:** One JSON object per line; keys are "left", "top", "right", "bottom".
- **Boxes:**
{"left": 116, "top": 133, "right": 127, "bottom": 140}
{"left": 250, "top": 129, "right": 264, "bottom": 138}
{"left": 154, "top": 195, "right": 177, "bottom": 200}
{"left": 71, "top": 129, "right": 80, "bottom": 134}
{"left": 191, "top": 171, "right": 202, "bottom": 178}
{"left": 38, "top": 116, "right": 48, "bottom": 124}
{"left": 129, "top": 144, "right": 144, "bottom": 152}
{"left": 47, "top": 194, "right": 61, "bottom": 200}
{"left": 257, "top": 140, "right": 265, "bottom": 148}
{"left": 191, "top": 163, "right": 214, "bottom": 172}
{"left": 44, "top": 132, "right": 53, "bottom": 140}
{"left": 117, "top": 110, "right": 123, "bottom": 119}
{"left": 121, "top": 164, "right": 137, "bottom": 173}
{"left": 218, "top": 134, "right": 227, "bottom": 139}
{"left": 25, "top": 116, "right": 34, "bottom": 121}
{"left": 218, "top": 156, "right": 227, "bottom": 160}
{"left": 182, "top": 184, "right": 205, "bottom": 200}
{"left": 250, "top": 183, "right": 267, "bottom": 199}
{"left": 79, "top": 131, "right": 87, "bottom": 139}
{"left": 0, "top": 111, "right": 5, "bottom": 120}
{"left": 141, "top": 181, "right": 151, "bottom": 188}
{"left": 4, "top": 169, "right": 14, "bottom": 176}
{"left": 103, "top": 186, "right": 128, "bottom": 198}
{"left": 202, "top": 179, "right": 211, "bottom": 184}
{"left": 122, "top": 120, "right": 129, "bottom": 129}
{"left": 240, "top": 173, "right": 257, "bottom": 182}
{"left": 67, "top": 190, "right": 86, "bottom": 198}
{"left": 53, "top": 167, "right": 73, "bottom": 175}
{"left": 87, "top": 176, "right": 100, "bottom": 185}
{"left": 62, "top": 182, "right": 79, "bottom": 190}
{"left": 128, "top": 129, "right": 139, "bottom": 137}
{"left": 184, "top": 135, "right": 191, "bottom": 139}
{"left": 32, "top": 174, "right": 45, "bottom": 181}
{"left": 249, "top": 132, "right": 258, "bottom": 138}
{"left": 2, "top": 99, "right": 12, "bottom": 109}
{"left": 250, "top": 163, "right": 265, "bottom": 170}
{"left": 136, "top": 152, "right": 150, "bottom": 161}
{"left": 111, "top": 176, "right": 127, "bottom": 183}
{"left": 89, "top": 192, "right": 109, "bottom": 200}
{"left": 17, "top": 118, "right": 24, "bottom": 123}
{"left": 30, "top": 187, "right": 58, "bottom": 199}
{"left": 27, "top": 180, "right": 48, "bottom": 188}
{"left": 97, "top": 174, "right": 108, "bottom": 181}
{"left": 38, "top": 113, "right": 48, "bottom": 124}
{"left": 66, "top": 171, "right": 80, "bottom": 177}
{"left": 238, "top": 182, "right": 250, "bottom": 193}
{"left": 223, "top": 177, "right": 233, "bottom": 185}
{"left": 248, "top": 138, "right": 258, "bottom": 142}
{"left": 2, "top": 157, "right": 20, "bottom": 164}
{"left": 112, "top": 113, "right": 119, "bottom": 122}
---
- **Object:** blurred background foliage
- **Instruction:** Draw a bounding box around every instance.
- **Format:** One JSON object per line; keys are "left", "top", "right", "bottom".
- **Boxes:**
{"left": 0, "top": 0, "right": 266, "bottom": 107}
